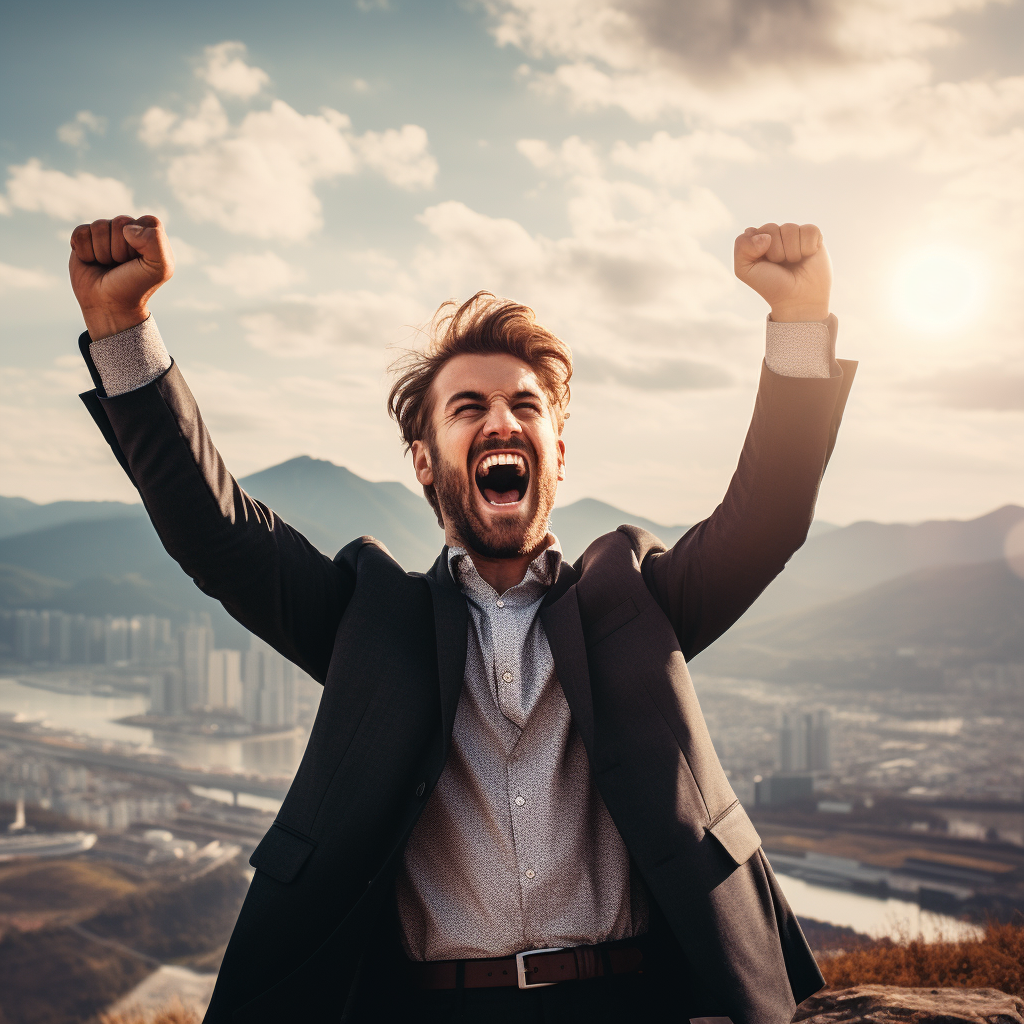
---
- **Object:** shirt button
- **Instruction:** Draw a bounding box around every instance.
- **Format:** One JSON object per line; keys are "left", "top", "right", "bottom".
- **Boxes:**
{"left": 525, "top": 869, "right": 535, "bottom": 879}
{"left": 502, "top": 671, "right": 513, "bottom": 683}
{"left": 496, "top": 600, "right": 504, "bottom": 607}
{"left": 515, "top": 796, "right": 525, "bottom": 807}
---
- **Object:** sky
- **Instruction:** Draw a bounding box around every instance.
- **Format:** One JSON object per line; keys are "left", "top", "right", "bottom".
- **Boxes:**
{"left": 1, "top": 0, "right": 1022, "bottom": 528}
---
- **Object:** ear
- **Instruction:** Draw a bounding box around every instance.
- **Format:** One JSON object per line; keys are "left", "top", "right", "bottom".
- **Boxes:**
{"left": 556, "top": 438, "right": 566, "bottom": 482}
{"left": 411, "top": 440, "right": 434, "bottom": 486}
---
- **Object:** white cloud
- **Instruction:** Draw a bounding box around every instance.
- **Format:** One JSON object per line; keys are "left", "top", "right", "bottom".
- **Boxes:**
{"left": 516, "top": 136, "right": 602, "bottom": 176}
{"left": 142, "top": 97, "right": 356, "bottom": 239}
{"left": 139, "top": 60, "right": 438, "bottom": 240}
{"left": 413, "top": 181, "right": 736, "bottom": 353}
{"left": 353, "top": 125, "right": 439, "bottom": 190}
{"left": 4, "top": 159, "right": 135, "bottom": 222}
{"left": 138, "top": 106, "right": 180, "bottom": 148}
{"left": 486, "top": 0, "right": 1024, "bottom": 190}
{"left": 166, "top": 235, "right": 204, "bottom": 267}
{"left": 236, "top": 158, "right": 743, "bottom": 383}
{"left": 488, "top": 0, "right": 1006, "bottom": 121}
{"left": 57, "top": 110, "right": 107, "bottom": 148}
{"left": 205, "top": 251, "right": 304, "bottom": 297}
{"left": 197, "top": 41, "right": 269, "bottom": 99}
{"left": 241, "top": 288, "right": 425, "bottom": 357}
{"left": 610, "top": 129, "right": 760, "bottom": 184}
{"left": 789, "top": 74, "right": 1024, "bottom": 167}
{"left": 0, "top": 262, "right": 58, "bottom": 291}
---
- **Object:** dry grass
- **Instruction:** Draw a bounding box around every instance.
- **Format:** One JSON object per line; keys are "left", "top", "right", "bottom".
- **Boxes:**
{"left": 822, "top": 919, "right": 1024, "bottom": 997}
{"left": 100, "top": 998, "right": 200, "bottom": 1024}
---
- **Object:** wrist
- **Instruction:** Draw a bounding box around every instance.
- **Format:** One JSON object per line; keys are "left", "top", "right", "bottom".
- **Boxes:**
{"left": 769, "top": 303, "right": 829, "bottom": 323}
{"left": 83, "top": 305, "right": 150, "bottom": 342}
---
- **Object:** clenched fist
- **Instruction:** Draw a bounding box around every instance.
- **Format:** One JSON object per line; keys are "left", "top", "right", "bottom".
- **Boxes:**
{"left": 734, "top": 222, "right": 831, "bottom": 322}
{"left": 69, "top": 215, "right": 174, "bottom": 340}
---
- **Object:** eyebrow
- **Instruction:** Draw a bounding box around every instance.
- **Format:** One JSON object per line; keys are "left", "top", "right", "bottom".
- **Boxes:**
{"left": 444, "top": 389, "right": 543, "bottom": 409}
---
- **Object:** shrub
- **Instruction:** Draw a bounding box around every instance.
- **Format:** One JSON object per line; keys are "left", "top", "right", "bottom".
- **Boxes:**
{"left": 822, "top": 919, "right": 1024, "bottom": 997}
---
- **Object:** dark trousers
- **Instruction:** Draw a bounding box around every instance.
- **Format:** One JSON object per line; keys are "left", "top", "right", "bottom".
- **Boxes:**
{"left": 376, "top": 971, "right": 684, "bottom": 1023}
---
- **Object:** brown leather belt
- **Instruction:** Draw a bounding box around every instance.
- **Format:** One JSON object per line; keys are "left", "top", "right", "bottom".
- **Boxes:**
{"left": 412, "top": 943, "right": 644, "bottom": 990}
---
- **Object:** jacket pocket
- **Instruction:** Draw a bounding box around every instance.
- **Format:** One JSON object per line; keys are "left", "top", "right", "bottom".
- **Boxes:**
{"left": 585, "top": 598, "right": 639, "bottom": 647}
{"left": 706, "top": 801, "right": 761, "bottom": 866}
{"left": 249, "top": 822, "right": 317, "bottom": 883}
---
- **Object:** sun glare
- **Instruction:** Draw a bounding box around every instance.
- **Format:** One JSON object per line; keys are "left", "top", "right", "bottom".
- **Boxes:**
{"left": 891, "top": 245, "right": 987, "bottom": 333}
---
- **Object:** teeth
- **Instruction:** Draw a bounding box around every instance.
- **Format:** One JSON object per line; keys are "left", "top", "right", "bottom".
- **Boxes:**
{"left": 478, "top": 453, "right": 527, "bottom": 476}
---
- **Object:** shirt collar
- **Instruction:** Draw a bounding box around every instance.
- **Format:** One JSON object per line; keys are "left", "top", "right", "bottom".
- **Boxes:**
{"left": 448, "top": 535, "right": 562, "bottom": 605}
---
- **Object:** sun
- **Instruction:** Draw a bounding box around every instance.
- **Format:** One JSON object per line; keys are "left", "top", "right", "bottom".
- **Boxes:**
{"left": 891, "top": 245, "right": 987, "bottom": 333}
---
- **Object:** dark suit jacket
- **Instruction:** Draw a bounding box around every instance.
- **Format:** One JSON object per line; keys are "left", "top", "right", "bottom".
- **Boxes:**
{"left": 79, "top": 334, "right": 856, "bottom": 1024}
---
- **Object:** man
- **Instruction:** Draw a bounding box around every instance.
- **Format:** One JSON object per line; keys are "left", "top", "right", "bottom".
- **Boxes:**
{"left": 69, "top": 213, "right": 855, "bottom": 1024}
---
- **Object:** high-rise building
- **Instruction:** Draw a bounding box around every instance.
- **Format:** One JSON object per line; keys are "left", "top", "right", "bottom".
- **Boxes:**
{"left": 778, "top": 710, "right": 831, "bottom": 772}
{"left": 150, "top": 667, "right": 186, "bottom": 716}
{"left": 14, "top": 610, "right": 47, "bottom": 663}
{"left": 207, "top": 649, "right": 243, "bottom": 711}
{"left": 104, "top": 617, "right": 130, "bottom": 665}
{"left": 178, "top": 616, "right": 214, "bottom": 710}
{"left": 130, "top": 615, "right": 173, "bottom": 665}
{"left": 8, "top": 609, "right": 142, "bottom": 665}
{"left": 242, "top": 636, "right": 297, "bottom": 728}
{"left": 808, "top": 709, "right": 831, "bottom": 771}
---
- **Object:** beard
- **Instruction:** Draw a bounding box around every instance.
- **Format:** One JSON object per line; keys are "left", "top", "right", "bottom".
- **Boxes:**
{"left": 430, "top": 436, "right": 556, "bottom": 559}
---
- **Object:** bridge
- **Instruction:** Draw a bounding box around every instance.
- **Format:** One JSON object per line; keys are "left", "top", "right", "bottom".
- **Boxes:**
{"left": 0, "top": 725, "right": 292, "bottom": 803}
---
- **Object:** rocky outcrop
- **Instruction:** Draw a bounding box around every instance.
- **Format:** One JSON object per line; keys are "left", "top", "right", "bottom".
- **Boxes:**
{"left": 794, "top": 985, "right": 1024, "bottom": 1023}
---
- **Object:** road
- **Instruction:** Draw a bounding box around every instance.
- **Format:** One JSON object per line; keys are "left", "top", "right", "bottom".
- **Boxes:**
{"left": 0, "top": 724, "right": 292, "bottom": 801}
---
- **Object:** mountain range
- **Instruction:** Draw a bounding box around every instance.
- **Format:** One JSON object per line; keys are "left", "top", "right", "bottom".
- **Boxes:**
{"left": 1, "top": 456, "right": 1021, "bottom": 677}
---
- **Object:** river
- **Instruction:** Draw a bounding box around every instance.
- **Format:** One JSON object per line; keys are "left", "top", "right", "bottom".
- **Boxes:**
{"left": 0, "top": 674, "right": 985, "bottom": 941}
{"left": 0, "top": 675, "right": 309, "bottom": 776}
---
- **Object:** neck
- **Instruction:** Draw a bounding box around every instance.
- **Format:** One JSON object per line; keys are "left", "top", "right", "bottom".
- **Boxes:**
{"left": 447, "top": 531, "right": 553, "bottom": 595}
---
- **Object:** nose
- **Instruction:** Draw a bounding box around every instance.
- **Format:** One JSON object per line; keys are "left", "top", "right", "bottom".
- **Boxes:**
{"left": 482, "top": 400, "right": 521, "bottom": 440}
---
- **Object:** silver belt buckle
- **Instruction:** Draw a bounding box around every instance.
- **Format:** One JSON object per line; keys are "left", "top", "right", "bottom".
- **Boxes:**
{"left": 516, "top": 946, "right": 565, "bottom": 989}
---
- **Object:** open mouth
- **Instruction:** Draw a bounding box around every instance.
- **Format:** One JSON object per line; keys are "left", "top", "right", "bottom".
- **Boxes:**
{"left": 474, "top": 451, "right": 530, "bottom": 506}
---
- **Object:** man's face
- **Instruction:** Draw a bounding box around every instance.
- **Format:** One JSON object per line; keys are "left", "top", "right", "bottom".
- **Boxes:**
{"left": 411, "top": 353, "right": 565, "bottom": 559}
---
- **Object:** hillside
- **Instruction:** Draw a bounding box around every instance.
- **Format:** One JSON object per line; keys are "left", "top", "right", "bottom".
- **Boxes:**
{"left": 697, "top": 558, "right": 1024, "bottom": 684}
{"left": 0, "top": 457, "right": 689, "bottom": 605}
{"left": 741, "top": 558, "right": 1024, "bottom": 660}
{"left": 235, "top": 456, "right": 441, "bottom": 568}
{"left": 0, "top": 860, "right": 246, "bottom": 1024}
{"left": 744, "top": 504, "right": 1024, "bottom": 622}
{"left": 0, "top": 497, "right": 140, "bottom": 540}
{"left": 549, "top": 497, "right": 689, "bottom": 561}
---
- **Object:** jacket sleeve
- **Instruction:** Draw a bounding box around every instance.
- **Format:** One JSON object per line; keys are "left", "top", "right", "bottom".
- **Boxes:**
{"left": 641, "top": 358, "right": 856, "bottom": 661}
{"left": 78, "top": 335, "right": 354, "bottom": 683}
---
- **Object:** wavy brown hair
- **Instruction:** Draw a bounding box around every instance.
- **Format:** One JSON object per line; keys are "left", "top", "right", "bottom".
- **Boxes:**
{"left": 387, "top": 292, "right": 573, "bottom": 521}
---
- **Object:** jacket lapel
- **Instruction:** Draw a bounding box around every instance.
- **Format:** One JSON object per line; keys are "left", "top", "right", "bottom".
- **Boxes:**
{"left": 424, "top": 548, "right": 469, "bottom": 759}
{"left": 541, "top": 561, "right": 595, "bottom": 754}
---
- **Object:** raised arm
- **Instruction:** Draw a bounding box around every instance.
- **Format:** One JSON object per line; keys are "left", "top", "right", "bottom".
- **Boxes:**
{"left": 69, "top": 215, "right": 354, "bottom": 682}
{"left": 642, "top": 223, "right": 856, "bottom": 660}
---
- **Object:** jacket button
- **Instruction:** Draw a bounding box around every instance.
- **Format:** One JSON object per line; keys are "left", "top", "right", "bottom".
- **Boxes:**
{"left": 415, "top": 782, "right": 426, "bottom": 797}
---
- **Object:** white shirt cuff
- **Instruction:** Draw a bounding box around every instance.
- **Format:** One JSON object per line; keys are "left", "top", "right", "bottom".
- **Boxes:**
{"left": 89, "top": 316, "right": 172, "bottom": 397}
{"left": 764, "top": 313, "right": 838, "bottom": 379}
